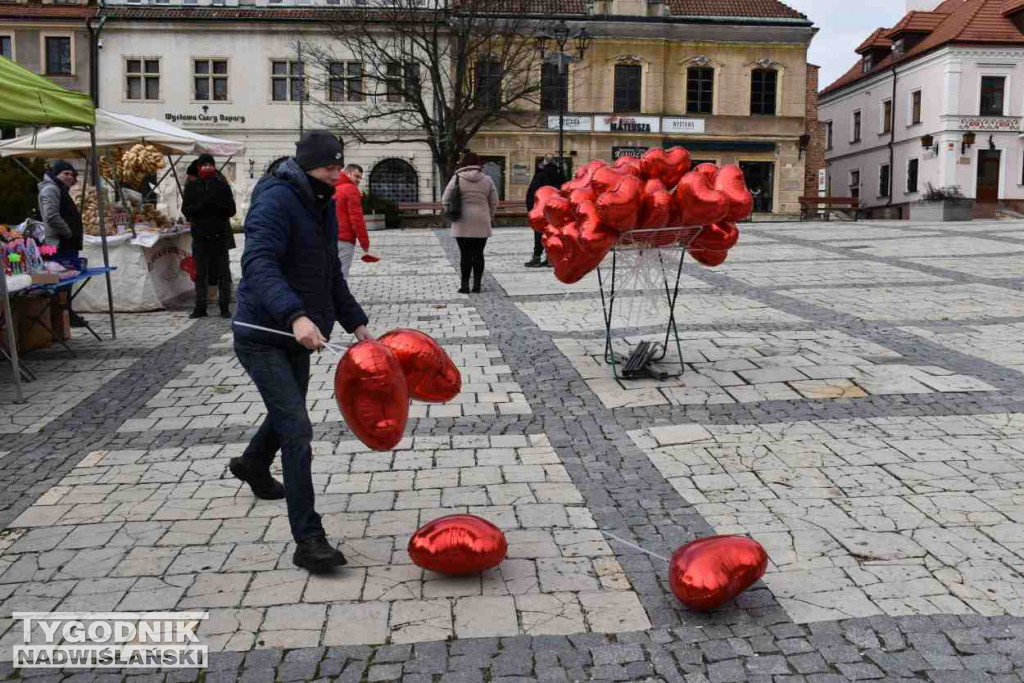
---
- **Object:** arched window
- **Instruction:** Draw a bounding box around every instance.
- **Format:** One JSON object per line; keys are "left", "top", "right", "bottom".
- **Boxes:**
{"left": 369, "top": 158, "right": 419, "bottom": 203}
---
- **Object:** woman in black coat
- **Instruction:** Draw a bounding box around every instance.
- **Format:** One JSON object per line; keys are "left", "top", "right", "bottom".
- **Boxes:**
{"left": 182, "top": 154, "right": 237, "bottom": 318}
{"left": 524, "top": 157, "right": 566, "bottom": 267}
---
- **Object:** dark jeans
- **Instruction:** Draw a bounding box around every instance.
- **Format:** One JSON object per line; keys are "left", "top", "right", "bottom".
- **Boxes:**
{"left": 193, "top": 239, "right": 231, "bottom": 310}
{"left": 234, "top": 339, "right": 323, "bottom": 541}
{"left": 532, "top": 230, "right": 545, "bottom": 260}
{"left": 456, "top": 237, "right": 487, "bottom": 286}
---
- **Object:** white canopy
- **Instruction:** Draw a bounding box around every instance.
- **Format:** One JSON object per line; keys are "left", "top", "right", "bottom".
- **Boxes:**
{"left": 0, "top": 109, "right": 245, "bottom": 158}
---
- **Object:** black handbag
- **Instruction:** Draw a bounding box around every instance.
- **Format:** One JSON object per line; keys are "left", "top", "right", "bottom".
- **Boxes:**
{"left": 446, "top": 175, "right": 463, "bottom": 221}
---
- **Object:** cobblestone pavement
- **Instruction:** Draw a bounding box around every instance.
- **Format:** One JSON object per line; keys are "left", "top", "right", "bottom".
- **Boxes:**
{"left": 2, "top": 221, "right": 1024, "bottom": 681}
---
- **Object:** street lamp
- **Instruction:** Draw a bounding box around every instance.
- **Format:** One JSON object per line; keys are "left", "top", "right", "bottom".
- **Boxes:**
{"left": 536, "top": 20, "right": 591, "bottom": 178}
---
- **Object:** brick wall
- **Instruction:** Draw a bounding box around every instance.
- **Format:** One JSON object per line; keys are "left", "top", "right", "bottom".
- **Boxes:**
{"left": 804, "top": 64, "right": 825, "bottom": 199}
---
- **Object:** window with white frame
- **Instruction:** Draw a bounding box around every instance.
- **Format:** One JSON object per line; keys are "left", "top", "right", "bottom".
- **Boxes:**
{"left": 850, "top": 169, "right": 860, "bottom": 199}
{"left": 271, "top": 60, "right": 306, "bottom": 102}
{"left": 0, "top": 36, "right": 12, "bottom": 60}
{"left": 825, "top": 121, "right": 833, "bottom": 150}
{"left": 44, "top": 36, "right": 72, "bottom": 76}
{"left": 194, "top": 59, "right": 228, "bottom": 101}
{"left": 881, "top": 99, "right": 892, "bottom": 135}
{"left": 851, "top": 110, "right": 862, "bottom": 143}
{"left": 910, "top": 90, "right": 922, "bottom": 125}
{"left": 125, "top": 58, "right": 160, "bottom": 100}
{"left": 386, "top": 62, "right": 419, "bottom": 103}
{"left": 878, "top": 163, "right": 890, "bottom": 197}
{"left": 907, "top": 158, "right": 919, "bottom": 193}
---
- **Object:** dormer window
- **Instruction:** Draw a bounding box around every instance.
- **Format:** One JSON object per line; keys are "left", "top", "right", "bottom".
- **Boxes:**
{"left": 862, "top": 55, "right": 873, "bottom": 73}
{"left": 892, "top": 39, "right": 904, "bottom": 57}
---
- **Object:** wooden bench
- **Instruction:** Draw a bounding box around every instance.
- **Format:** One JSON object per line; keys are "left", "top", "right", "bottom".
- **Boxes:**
{"left": 799, "top": 196, "right": 860, "bottom": 222}
{"left": 399, "top": 200, "right": 524, "bottom": 215}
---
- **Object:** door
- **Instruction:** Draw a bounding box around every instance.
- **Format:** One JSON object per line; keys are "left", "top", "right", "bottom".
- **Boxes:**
{"left": 977, "top": 150, "right": 1001, "bottom": 204}
{"left": 739, "top": 161, "right": 775, "bottom": 213}
{"left": 480, "top": 156, "right": 506, "bottom": 200}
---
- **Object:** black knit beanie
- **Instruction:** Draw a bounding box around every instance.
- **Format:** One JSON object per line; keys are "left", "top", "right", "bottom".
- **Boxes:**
{"left": 295, "top": 130, "right": 344, "bottom": 171}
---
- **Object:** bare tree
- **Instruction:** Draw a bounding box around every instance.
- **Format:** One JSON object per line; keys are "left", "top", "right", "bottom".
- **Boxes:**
{"left": 304, "top": 0, "right": 556, "bottom": 184}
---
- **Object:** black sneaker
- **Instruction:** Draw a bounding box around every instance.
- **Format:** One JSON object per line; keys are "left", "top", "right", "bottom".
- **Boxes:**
{"left": 540, "top": 260, "right": 552, "bottom": 268}
{"left": 293, "top": 535, "right": 347, "bottom": 573}
{"left": 188, "top": 308, "right": 207, "bottom": 319}
{"left": 69, "top": 312, "right": 88, "bottom": 328}
{"left": 524, "top": 258, "right": 542, "bottom": 268}
{"left": 228, "top": 457, "right": 285, "bottom": 500}
{"left": 458, "top": 284, "right": 470, "bottom": 294}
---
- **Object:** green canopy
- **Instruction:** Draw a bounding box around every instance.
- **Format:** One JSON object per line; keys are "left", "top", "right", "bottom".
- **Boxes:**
{"left": 0, "top": 56, "right": 95, "bottom": 128}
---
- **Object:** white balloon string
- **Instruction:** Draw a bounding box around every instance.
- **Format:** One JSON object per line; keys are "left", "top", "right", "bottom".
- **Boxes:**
{"left": 232, "top": 321, "right": 346, "bottom": 357}
{"left": 600, "top": 530, "right": 671, "bottom": 563}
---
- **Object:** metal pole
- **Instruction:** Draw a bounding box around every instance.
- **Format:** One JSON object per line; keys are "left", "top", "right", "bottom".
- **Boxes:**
{"left": 1, "top": 272, "right": 24, "bottom": 403}
{"left": 558, "top": 50, "right": 565, "bottom": 176}
{"left": 91, "top": 127, "right": 117, "bottom": 339}
{"left": 298, "top": 39, "right": 304, "bottom": 136}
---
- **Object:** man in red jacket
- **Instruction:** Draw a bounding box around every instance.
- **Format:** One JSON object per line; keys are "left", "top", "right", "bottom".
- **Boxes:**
{"left": 333, "top": 164, "right": 368, "bottom": 279}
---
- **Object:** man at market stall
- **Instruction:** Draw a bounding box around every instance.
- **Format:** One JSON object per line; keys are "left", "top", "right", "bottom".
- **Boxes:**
{"left": 333, "top": 164, "right": 369, "bottom": 279}
{"left": 37, "top": 160, "right": 86, "bottom": 327}
{"left": 232, "top": 130, "right": 374, "bottom": 574}
{"left": 182, "top": 154, "right": 236, "bottom": 319}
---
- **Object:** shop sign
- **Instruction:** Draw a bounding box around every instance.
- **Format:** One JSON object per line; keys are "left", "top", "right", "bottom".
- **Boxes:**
{"left": 662, "top": 117, "right": 706, "bottom": 135}
{"left": 164, "top": 112, "right": 247, "bottom": 126}
{"left": 612, "top": 146, "right": 649, "bottom": 159}
{"left": 547, "top": 115, "right": 592, "bottom": 132}
{"left": 595, "top": 115, "right": 661, "bottom": 133}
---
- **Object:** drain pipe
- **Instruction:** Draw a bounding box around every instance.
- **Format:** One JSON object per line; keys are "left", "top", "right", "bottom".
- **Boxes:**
{"left": 887, "top": 62, "right": 897, "bottom": 215}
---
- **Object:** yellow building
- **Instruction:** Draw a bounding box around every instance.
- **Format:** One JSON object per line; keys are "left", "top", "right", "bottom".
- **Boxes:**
{"left": 473, "top": 0, "right": 819, "bottom": 217}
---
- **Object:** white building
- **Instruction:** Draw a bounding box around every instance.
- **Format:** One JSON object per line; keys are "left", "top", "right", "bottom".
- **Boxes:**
{"left": 98, "top": 5, "right": 435, "bottom": 218}
{"left": 819, "top": 0, "right": 1024, "bottom": 217}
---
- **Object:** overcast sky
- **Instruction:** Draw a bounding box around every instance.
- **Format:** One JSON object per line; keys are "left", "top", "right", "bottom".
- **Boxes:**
{"left": 783, "top": 0, "right": 909, "bottom": 88}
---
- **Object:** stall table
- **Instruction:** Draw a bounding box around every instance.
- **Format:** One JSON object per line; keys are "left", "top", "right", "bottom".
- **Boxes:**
{"left": 11, "top": 266, "right": 118, "bottom": 355}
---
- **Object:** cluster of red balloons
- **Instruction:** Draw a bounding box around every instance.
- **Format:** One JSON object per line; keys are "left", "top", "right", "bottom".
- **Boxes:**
{"left": 334, "top": 329, "right": 461, "bottom": 451}
{"left": 529, "top": 147, "right": 754, "bottom": 283}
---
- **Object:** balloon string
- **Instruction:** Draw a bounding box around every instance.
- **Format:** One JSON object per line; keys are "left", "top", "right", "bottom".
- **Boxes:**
{"left": 232, "top": 321, "right": 346, "bottom": 357}
{"left": 600, "top": 530, "right": 671, "bottom": 563}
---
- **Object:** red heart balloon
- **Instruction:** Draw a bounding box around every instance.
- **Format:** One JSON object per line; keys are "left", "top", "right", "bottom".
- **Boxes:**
{"left": 562, "top": 159, "right": 607, "bottom": 193}
{"left": 544, "top": 194, "right": 574, "bottom": 228}
{"left": 691, "top": 222, "right": 740, "bottom": 252}
{"left": 715, "top": 165, "right": 754, "bottom": 222}
{"left": 641, "top": 147, "right": 692, "bottom": 189}
{"left": 639, "top": 178, "right": 672, "bottom": 230}
{"left": 596, "top": 174, "right": 643, "bottom": 232}
{"left": 693, "top": 163, "right": 720, "bottom": 184}
{"left": 669, "top": 535, "right": 768, "bottom": 610}
{"left": 335, "top": 341, "right": 409, "bottom": 451}
{"left": 613, "top": 156, "right": 644, "bottom": 178}
{"left": 379, "top": 329, "right": 461, "bottom": 403}
{"left": 408, "top": 514, "right": 508, "bottom": 577}
{"left": 545, "top": 221, "right": 614, "bottom": 284}
{"left": 576, "top": 200, "right": 618, "bottom": 252}
{"left": 591, "top": 166, "right": 630, "bottom": 196}
{"left": 569, "top": 186, "right": 597, "bottom": 215}
{"left": 529, "top": 186, "right": 561, "bottom": 232}
{"left": 689, "top": 248, "right": 728, "bottom": 267}
{"left": 675, "top": 171, "right": 729, "bottom": 226}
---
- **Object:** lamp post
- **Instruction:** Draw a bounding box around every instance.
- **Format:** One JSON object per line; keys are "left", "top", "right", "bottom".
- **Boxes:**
{"left": 536, "top": 20, "right": 591, "bottom": 177}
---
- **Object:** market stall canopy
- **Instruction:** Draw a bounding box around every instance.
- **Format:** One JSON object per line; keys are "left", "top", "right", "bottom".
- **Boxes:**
{"left": 0, "top": 109, "right": 245, "bottom": 158}
{"left": 0, "top": 56, "right": 95, "bottom": 128}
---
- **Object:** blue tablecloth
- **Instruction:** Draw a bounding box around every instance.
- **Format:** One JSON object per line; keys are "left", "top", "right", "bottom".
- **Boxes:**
{"left": 20, "top": 266, "right": 117, "bottom": 295}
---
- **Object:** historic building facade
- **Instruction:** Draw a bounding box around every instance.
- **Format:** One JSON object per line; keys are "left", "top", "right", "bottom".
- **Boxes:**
{"left": 819, "top": 0, "right": 1024, "bottom": 217}
{"left": 93, "top": 0, "right": 816, "bottom": 217}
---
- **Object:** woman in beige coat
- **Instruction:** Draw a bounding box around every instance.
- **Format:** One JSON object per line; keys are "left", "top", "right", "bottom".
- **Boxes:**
{"left": 442, "top": 152, "right": 499, "bottom": 293}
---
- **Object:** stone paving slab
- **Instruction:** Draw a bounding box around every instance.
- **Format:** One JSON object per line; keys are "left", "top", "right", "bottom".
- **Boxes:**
{"left": 785, "top": 284, "right": 1024, "bottom": 323}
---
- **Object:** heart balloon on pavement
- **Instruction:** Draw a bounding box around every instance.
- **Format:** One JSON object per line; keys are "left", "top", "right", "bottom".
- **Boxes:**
{"left": 669, "top": 535, "right": 768, "bottom": 611}
{"left": 408, "top": 514, "right": 508, "bottom": 576}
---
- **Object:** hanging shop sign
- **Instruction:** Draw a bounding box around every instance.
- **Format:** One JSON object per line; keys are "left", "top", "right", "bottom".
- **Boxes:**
{"left": 612, "top": 146, "right": 649, "bottom": 159}
{"left": 595, "top": 115, "right": 661, "bottom": 134}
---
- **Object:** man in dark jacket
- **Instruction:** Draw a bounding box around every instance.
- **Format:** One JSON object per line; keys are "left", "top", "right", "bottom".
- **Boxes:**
{"left": 232, "top": 130, "right": 374, "bottom": 574}
{"left": 182, "top": 154, "right": 236, "bottom": 318}
{"left": 524, "top": 156, "right": 566, "bottom": 267}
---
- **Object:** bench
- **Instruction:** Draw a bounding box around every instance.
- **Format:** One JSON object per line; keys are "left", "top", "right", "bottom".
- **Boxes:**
{"left": 799, "top": 196, "right": 860, "bottom": 222}
{"left": 398, "top": 200, "right": 524, "bottom": 215}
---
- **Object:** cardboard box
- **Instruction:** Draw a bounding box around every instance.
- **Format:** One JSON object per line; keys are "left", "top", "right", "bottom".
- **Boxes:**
{"left": 51, "top": 291, "right": 70, "bottom": 342}
{"left": 13, "top": 297, "right": 52, "bottom": 352}
{"left": 30, "top": 272, "right": 59, "bottom": 285}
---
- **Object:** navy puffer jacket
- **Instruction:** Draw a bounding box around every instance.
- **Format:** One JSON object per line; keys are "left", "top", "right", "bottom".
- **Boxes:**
{"left": 234, "top": 158, "right": 368, "bottom": 350}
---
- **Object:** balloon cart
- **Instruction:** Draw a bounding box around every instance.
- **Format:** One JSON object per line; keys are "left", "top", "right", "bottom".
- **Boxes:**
{"left": 596, "top": 225, "right": 703, "bottom": 382}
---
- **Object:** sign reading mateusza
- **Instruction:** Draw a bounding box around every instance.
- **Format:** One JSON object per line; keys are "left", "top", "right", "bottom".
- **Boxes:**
{"left": 13, "top": 612, "right": 208, "bottom": 669}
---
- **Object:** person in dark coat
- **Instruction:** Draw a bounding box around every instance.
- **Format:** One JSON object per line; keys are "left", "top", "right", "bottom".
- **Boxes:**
{"left": 232, "top": 130, "right": 374, "bottom": 574}
{"left": 37, "top": 160, "right": 87, "bottom": 327}
{"left": 182, "top": 154, "right": 236, "bottom": 318}
{"left": 524, "top": 155, "right": 566, "bottom": 267}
